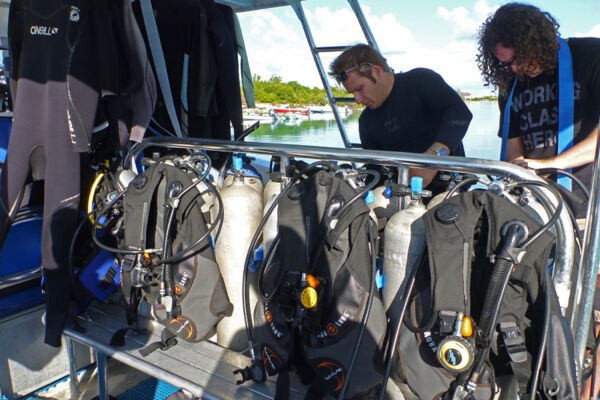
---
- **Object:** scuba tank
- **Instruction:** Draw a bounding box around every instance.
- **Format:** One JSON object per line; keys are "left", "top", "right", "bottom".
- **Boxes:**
{"left": 263, "top": 156, "right": 284, "bottom": 205}
{"left": 214, "top": 156, "right": 264, "bottom": 351}
{"left": 222, "top": 155, "right": 264, "bottom": 195}
{"left": 382, "top": 177, "right": 430, "bottom": 315}
{"left": 515, "top": 187, "right": 550, "bottom": 224}
{"left": 426, "top": 172, "right": 468, "bottom": 210}
{"left": 262, "top": 189, "right": 280, "bottom": 258}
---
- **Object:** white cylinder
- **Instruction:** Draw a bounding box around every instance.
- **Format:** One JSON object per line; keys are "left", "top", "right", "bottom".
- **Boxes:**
{"left": 223, "top": 173, "right": 263, "bottom": 195}
{"left": 263, "top": 196, "right": 279, "bottom": 257}
{"left": 263, "top": 178, "right": 282, "bottom": 205}
{"left": 520, "top": 189, "right": 550, "bottom": 225}
{"left": 427, "top": 191, "right": 451, "bottom": 210}
{"left": 213, "top": 177, "right": 263, "bottom": 351}
{"left": 369, "top": 184, "right": 393, "bottom": 220}
{"left": 382, "top": 201, "right": 427, "bottom": 315}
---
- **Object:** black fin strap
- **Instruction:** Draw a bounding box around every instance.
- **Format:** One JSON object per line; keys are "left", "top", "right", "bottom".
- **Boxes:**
{"left": 304, "top": 380, "right": 325, "bottom": 400}
{"left": 274, "top": 370, "right": 290, "bottom": 400}
{"left": 139, "top": 329, "right": 178, "bottom": 357}
{"left": 110, "top": 328, "right": 131, "bottom": 347}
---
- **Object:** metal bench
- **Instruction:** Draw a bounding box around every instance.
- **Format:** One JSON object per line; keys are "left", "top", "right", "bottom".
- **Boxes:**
{"left": 63, "top": 303, "right": 306, "bottom": 400}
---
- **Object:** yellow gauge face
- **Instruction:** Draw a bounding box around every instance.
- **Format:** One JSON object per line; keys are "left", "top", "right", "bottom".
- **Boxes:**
{"left": 438, "top": 339, "right": 471, "bottom": 371}
{"left": 301, "top": 287, "right": 318, "bottom": 309}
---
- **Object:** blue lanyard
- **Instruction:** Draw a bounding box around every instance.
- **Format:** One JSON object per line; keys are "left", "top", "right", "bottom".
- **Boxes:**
{"left": 499, "top": 37, "right": 574, "bottom": 191}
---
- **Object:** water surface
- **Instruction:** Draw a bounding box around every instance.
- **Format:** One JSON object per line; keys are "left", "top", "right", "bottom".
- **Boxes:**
{"left": 247, "top": 101, "right": 502, "bottom": 161}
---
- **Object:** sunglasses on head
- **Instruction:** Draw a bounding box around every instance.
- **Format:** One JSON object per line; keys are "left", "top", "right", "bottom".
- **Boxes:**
{"left": 334, "top": 62, "right": 373, "bottom": 82}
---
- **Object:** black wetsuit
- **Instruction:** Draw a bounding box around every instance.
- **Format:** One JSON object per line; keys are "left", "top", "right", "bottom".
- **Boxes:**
{"left": 5, "top": 0, "right": 154, "bottom": 346}
{"left": 498, "top": 37, "right": 600, "bottom": 217}
{"left": 359, "top": 69, "right": 471, "bottom": 156}
{"left": 133, "top": 0, "right": 243, "bottom": 145}
{"left": 359, "top": 68, "right": 472, "bottom": 193}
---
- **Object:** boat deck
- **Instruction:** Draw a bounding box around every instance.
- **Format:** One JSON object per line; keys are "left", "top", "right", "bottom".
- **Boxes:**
{"left": 62, "top": 303, "right": 307, "bottom": 400}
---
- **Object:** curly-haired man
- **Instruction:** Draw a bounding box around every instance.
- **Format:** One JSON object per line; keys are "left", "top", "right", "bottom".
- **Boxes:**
{"left": 477, "top": 3, "right": 600, "bottom": 219}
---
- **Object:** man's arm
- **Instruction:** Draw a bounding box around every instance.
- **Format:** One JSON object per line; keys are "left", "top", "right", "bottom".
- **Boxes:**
{"left": 409, "top": 141, "right": 450, "bottom": 187}
{"left": 506, "top": 137, "right": 525, "bottom": 162}
{"left": 511, "top": 126, "right": 598, "bottom": 170}
{"left": 409, "top": 69, "right": 472, "bottom": 187}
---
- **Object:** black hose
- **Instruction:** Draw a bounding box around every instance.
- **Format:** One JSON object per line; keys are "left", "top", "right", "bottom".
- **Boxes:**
{"left": 257, "top": 235, "right": 281, "bottom": 302}
{"left": 468, "top": 221, "right": 528, "bottom": 387}
{"left": 378, "top": 249, "right": 425, "bottom": 400}
{"left": 529, "top": 266, "right": 552, "bottom": 399}
{"left": 444, "top": 177, "right": 482, "bottom": 200}
{"left": 242, "top": 161, "right": 329, "bottom": 351}
{"left": 536, "top": 168, "right": 591, "bottom": 200}
{"left": 507, "top": 180, "right": 563, "bottom": 249}
{"left": 332, "top": 169, "right": 380, "bottom": 219}
{"left": 338, "top": 215, "right": 377, "bottom": 400}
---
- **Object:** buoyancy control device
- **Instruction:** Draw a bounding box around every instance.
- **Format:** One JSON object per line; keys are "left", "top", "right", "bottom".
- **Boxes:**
{"left": 244, "top": 166, "right": 387, "bottom": 399}
{"left": 390, "top": 189, "right": 578, "bottom": 400}
{"left": 107, "top": 153, "right": 232, "bottom": 352}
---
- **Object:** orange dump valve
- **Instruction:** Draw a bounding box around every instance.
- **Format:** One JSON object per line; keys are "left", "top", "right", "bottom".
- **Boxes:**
{"left": 306, "top": 274, "right": 320, "bottom": 289}
{"left": 461, "top": 316, "right": 473, "bottom": 337}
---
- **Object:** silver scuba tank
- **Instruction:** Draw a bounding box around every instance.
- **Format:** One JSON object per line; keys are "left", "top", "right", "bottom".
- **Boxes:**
{"left": 263, "top": 170, "right": 283, "bottom": 205}
{"left": 214, "top": 157, "right": 264, "bottom": 351}
{"left": 383, "top": 177, "right": 429, "bottom": 317}
{"left": 222, "top": 156, "right": 264, "bottom": 195}
{"left": 516, "top": 187, "right": 550, "bottom": 224}
{"left": 262, "top": 190, "right": 281, "bottom": 257}
{"left": 427, "top": 191, "right": 451, "bottom": 210}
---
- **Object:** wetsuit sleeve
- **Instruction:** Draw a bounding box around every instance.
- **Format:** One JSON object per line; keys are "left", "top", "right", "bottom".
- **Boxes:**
{"left": 416, "top": 68, "right": 472, "bottom": 154}
{"left": 7, "top": 0, "right": 23, "bottom": 101}
{"left": 358, "top": 113, "right": 378, "bottom": 149}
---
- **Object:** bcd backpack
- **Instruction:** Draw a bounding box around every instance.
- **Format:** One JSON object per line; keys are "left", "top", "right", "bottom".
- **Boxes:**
{"left": 252, "top": 170, "right": 387, "bottom": 399}
{"left": 392, "top": 190, "right": 578, "bottom": 400}
{"left": 117, "top": 156, "right": 232, "bottom": 353}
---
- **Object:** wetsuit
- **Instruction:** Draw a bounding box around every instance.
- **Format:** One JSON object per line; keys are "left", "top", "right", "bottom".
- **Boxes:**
{"left": 133, "top": 0, "right": 244, "bottom": 144}
{"left": 359, "top": 68, "right": 471, "bottom": 156}
{"left": 498, "top": 37, "right": 600, "bottom": 218}
{"left": 359, "top": 68, "right": 472, "bottom": 194}
{"left": 5, "top": 0, "right": 154, "bottom": 346}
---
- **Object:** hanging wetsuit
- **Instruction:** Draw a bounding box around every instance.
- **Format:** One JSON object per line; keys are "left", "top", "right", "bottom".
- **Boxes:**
{"left": 5, "top": 0, "right": 155, "bottom": 346}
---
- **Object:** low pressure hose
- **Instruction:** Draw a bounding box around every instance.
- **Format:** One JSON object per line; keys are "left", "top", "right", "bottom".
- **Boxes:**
{"left": 466, "top": 220, "right": 528, "bottom": 390}
{"left": 338, "top": 214, "right": 377, "bottom": 400}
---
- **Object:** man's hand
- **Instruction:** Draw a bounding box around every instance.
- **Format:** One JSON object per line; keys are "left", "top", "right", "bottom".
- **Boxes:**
{"left": 510, "top": 156, "right": 550, "bottom": 170}
{"left": 409, "top": 167, "right": 437, "bottom": 188}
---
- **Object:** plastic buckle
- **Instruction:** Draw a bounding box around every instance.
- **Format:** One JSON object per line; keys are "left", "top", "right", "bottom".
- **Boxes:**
{"left": 499, "top": 322, "right": 527, "bottom": 363}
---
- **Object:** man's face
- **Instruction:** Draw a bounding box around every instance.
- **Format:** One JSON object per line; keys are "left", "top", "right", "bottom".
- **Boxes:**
{"left": 494, "top": 43, "right": 544, "bottom": 78}
{"left": 341, "top": 67, "right": 386, "bottom": 110}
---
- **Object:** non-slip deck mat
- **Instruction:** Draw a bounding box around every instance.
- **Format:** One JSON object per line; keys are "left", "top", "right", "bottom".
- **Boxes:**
{"left": 116, "top": 378, "right": 179, "bottom": 400}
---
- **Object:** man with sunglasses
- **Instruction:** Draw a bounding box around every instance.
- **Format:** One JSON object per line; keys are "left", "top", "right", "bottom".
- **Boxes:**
{"left": 477, "top": 3, "right": 600, "bottom": 220}
{"left": 329, "top": 44, "right": 472, "bottom": 191}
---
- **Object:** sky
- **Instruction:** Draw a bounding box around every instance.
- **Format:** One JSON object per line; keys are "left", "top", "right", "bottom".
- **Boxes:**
{"left": 237, "top": 0, "right": 600, "bottom": 97}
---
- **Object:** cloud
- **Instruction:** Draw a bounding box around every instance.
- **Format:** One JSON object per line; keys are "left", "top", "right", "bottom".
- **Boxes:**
{"left": 237, "top": 2, "right": 496, "bottom": 97}
{"left": 575, "top": 24, "right": 600, "bottom": 38}
{"left": 437, "top": 6, "right": 478, "bottom": 41}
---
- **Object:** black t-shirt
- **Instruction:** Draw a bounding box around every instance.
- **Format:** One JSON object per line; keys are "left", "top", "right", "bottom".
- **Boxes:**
{"left": 359, "top": 68, "right": 471, "bottom": 156}
{"left": 498, "top": 37, "right": 600, "bottom": 210}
